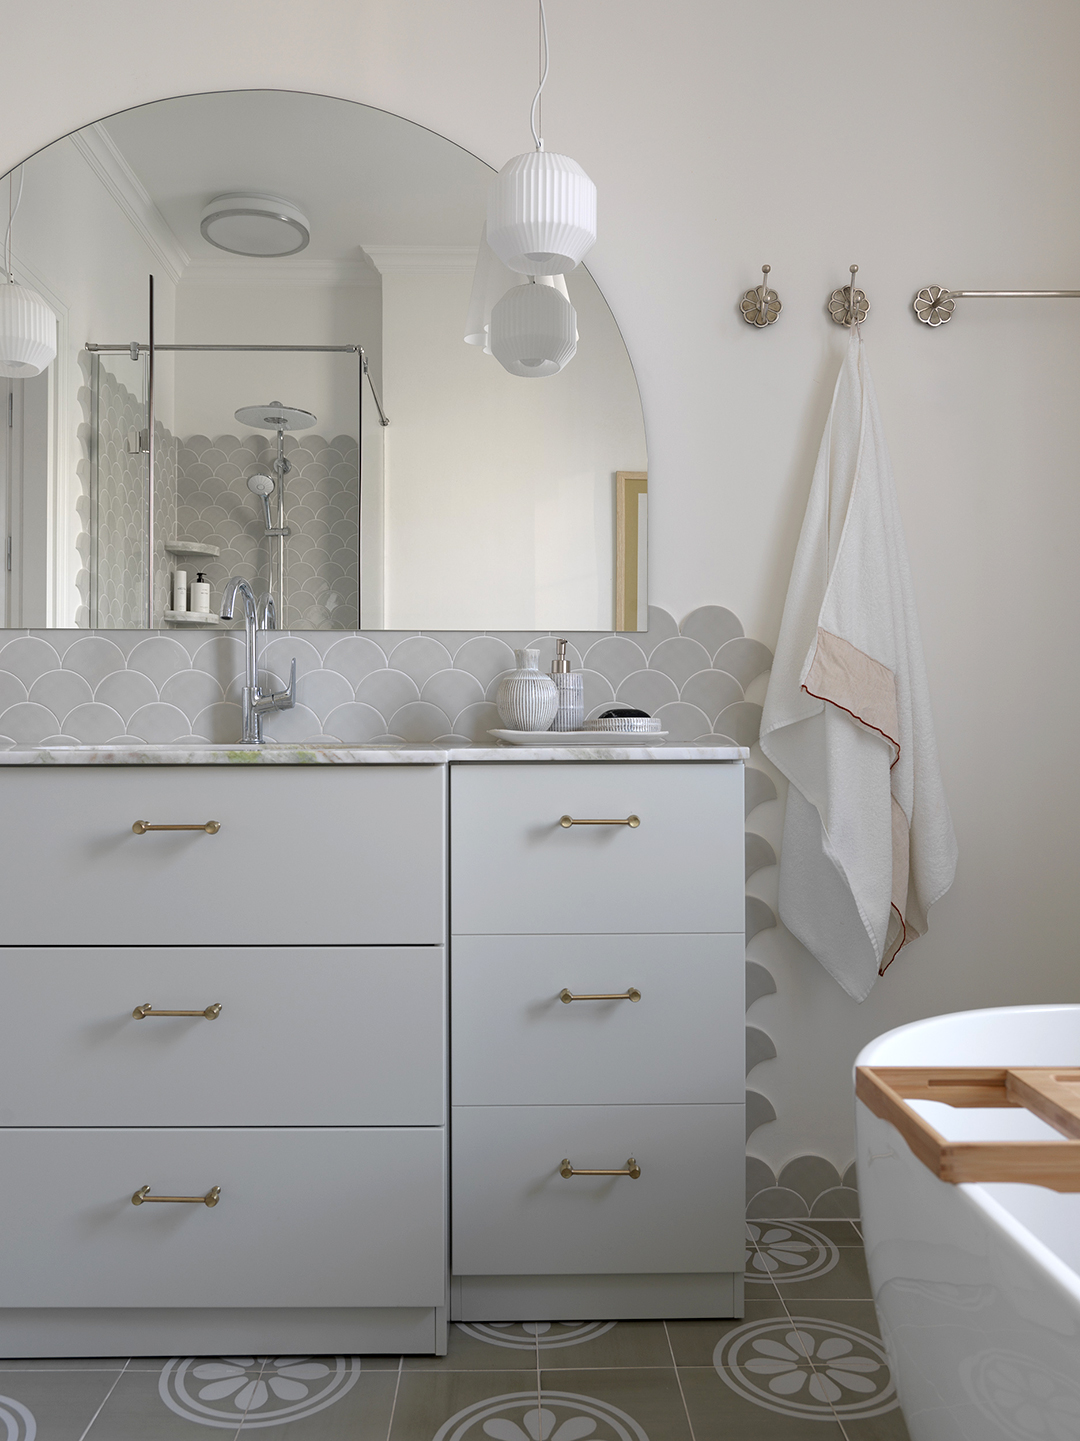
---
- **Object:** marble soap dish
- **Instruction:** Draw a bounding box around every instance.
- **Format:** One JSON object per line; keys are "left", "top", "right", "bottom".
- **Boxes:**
{"left": 488, "top": 729, "right": 668, "bottom": 747}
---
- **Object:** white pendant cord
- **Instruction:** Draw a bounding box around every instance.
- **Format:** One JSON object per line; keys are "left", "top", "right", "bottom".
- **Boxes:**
{"left": 529, "top": 0, "right": 549, "bottom": 151}
{"left": 4, "top": 167, "right": 24, "bottom": 284}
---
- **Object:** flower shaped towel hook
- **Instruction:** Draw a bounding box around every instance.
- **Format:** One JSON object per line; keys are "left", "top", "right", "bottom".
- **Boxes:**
{"left": 829, "top": 265, "right": 870, "bottom": 326}
{"left": 741, "top": 264, "right": 782, "bottom": 327}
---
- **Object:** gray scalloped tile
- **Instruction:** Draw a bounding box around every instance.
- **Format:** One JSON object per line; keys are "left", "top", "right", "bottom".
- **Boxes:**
{"left": 420, "top": 631, "right": 475, "bottom": 658}
{"left": 355, "top": 668, "right": 420, "bottom": 717}
{"left": 126, "top": 702, "right": 191, "bottom": 744}
{"left": 58, "top": 635, "right": 128, "bottom": 685}
{"left": 421, "top": 668, "right": 485, "bottom": 716}
{"left": 746, "top": 896, "right": 777, "bottom": 943}
{"left": 321, "top": 635, "right": 387, "bottom": 685}
{"left": 615, "top": 669, "right": 679, "bottom": 713}
{"left": 387, "top": 700, "right": 452, "bottom": 742}
{"left": 526, "top": 636, "right": 585, "bottom": 674}
{"left": 745, "top": 767, "right": 778, "bottom": 816}
{"left": 94, "top": 670, "right": 160, "bottom": 723}
{"left": 125, "top": 636, "right": 191, "bottom": 687}
{"left": 60, "top": 702, "right": 128, "bottom": 745}
{"left": 189, "top": 701, "right": 244, "bottom": 742}
{"left": 579, "top": 667, "right": 617, "bottom": 714}
{"left": 191, "top": 634, "right": 247, "bottom": 686}
{"left": 0, "top": 673, "right": 27, "bottom": 712}
{"left": 261, "top": 635, "right": 324, "bottom": 681}
{"left": 260, "top": 701, "right": 325, "bottom": 743}
{"left": 453, "top": 701, "right": 502, "bottom": 742}
{"left": 36, "top": 734, "right": 83, "bottom": 747}
{"left": 745, "top": 833, "right": 777, "bottom": 879}
{"left": 680, "top": 669, "right": 743, "bottom": 717}
{"left": 487, "top": 632, "right": 549, "bottom": 652}
{"left": 319, "top": 701, "right": 386, "bottom": 744}
{"left": 580, "top": 635, "right": 648, "bottom": 687}
{"left": 649, "top": 635, "right": 714, "bottom": 688}
{"left": 453, "top": 637, "right": 518, "bottom": 690}
{"left": 679, "top": 604, "right": 744, "bottom": 652}
{"left": 715, "top": 701, "right": 763, "bottom": 747}
{"left": 653, "top": 700, "right": 713, "bottom": 743}
{"left": 288, "top": 667, "right": 354, "bottom": 719}
{"left": 714, "top": 636, "right": 774, "bottom": 685}
{"left": 387, "top": 636, "right": 454, "bottom": 686}
{"left": 617, "top": 604, "right": 678, "bottom": 653}
{"left": 0, "top": 636, "right": 62, "bottom": 686}
{"left": 157, "top": 670, "right": 225, "bottom": 721}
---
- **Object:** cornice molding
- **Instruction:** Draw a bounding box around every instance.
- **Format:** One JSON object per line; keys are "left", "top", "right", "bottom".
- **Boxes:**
{"left": 180, "top": 257, "right": 381, "bottom": 288}
{"left": 363, "top": 245, "right": 477, "bottom": 274}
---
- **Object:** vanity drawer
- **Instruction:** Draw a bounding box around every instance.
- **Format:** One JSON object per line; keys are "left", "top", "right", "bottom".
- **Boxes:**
{"left": 0, "top": 946, "right": 445, "bottom": 1126}
{"left": 452, "top": 933, "right": 744, "bottom": 1105}
{"left": 450, "top": 762, "right": 743, "bottom": 934}
{"left": 0, "top": 764, "right": 445, "bottom": 945}
{"left": 451, "top": 1103, "right": 744, "bottom": 1275}
{"left": 0, "top": 1126, "right": 445, "bottom": 1308}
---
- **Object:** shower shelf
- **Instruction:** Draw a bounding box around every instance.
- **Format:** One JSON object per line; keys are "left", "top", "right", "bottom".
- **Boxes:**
{"left": 163, "top": 611, "right": 221, "bottom": 626}
{"left": 165, "top": 540, "right": 221, "bottom": 560}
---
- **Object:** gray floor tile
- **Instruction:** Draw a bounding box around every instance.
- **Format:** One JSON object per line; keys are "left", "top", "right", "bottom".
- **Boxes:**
{"left": 666, "top": 1299, "right": 791, "bottom": 1367}
{"left": 835, "top": 1400, "right": 912, "bottom": 1440}
{"left": 679, "top": 1365, "right": 846, "bottom": 1439}
{"left": 236, "top": 1367, "right": 399, "bottom": 1437}
{"left": 537, "top": 1320, "right": 673, "bottom": 1370}
{"left": 0, "top": 1368, "right": 123, "bottom": 1441}
{"left": 775, "top": 1244, "right": 873, "bottom": 1299}
{"left": 539, "top": 1367, "right": 693, "bottom": 1440}
{"left": 85, "top": 1365, "right": 247, "bottom": 1438}
{"left": 390, "top": 1369, "right": 539, "bottom": 1439}
{"left": 403, "top": 1323, "right": 538, "bottom": 1371}
{"left": 798, "top": 1220, "right": 864, "bottom": 1246}
{"left": 779, "top": 1298, "right": 885, "bottom": 1335}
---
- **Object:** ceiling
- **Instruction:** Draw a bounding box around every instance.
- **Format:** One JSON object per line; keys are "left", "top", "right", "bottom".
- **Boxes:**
{"left": 100, "top": 89, "right": 492, "bottom": 268}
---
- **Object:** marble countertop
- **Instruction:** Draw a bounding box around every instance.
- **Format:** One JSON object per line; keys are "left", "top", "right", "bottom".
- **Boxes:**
{"left": 0, "top": 742, "right": 748, "bottom": 766}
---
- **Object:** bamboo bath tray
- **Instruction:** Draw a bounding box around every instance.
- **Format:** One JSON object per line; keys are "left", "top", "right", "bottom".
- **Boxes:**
{"left": 856, "top": 1066, "right": 1080, "bottom": 1192}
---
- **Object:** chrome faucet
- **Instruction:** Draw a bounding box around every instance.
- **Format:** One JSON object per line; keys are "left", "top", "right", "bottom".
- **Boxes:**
{"left": 220, "top": 576, "right": 296, "bottom": 743}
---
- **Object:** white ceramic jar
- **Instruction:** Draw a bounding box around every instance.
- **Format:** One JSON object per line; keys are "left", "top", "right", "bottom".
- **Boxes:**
{"left": 496, "top": 650, "right": 560, "bottom": 732}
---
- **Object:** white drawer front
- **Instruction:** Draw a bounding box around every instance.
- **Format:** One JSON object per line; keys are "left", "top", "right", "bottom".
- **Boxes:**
{"left": 451, "top": 762, "right": 743, "bottom": 934}
{"left": 0, "top": 947, "right": 444, "bottom": 1126}
{"left": 451, "top": 1104, "right": 744, "bottom": 1275}
{"left": 0, "top": 1127, "right": 445, "bottom": 1308}
{"left": 452, "top": 934, "right": 743, "bottom": 1105}
{"left": 0, "top": 765, "right": 445, "bottom": 945}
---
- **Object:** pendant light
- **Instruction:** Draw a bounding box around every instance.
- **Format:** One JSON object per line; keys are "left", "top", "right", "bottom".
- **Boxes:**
{"left": 464, "top": 228, "right": 528, "bottom": 350}
{"left": 0, "top": 168, "right": 57, "bottom": 379}
{"left": 489, "top": 276, "right": 577, "bottom": 377}
{"left": 486, "top": 1, "right": 597, "bottom": 277}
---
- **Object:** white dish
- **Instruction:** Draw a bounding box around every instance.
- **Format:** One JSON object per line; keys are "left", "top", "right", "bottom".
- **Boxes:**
{"left": 488, "top": 729, "right": 668, "bottom": 747}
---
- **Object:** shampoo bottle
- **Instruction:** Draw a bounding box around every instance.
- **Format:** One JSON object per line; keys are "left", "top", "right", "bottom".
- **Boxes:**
{"left": 173, "top": 569, "right": 187, "bottom": 613}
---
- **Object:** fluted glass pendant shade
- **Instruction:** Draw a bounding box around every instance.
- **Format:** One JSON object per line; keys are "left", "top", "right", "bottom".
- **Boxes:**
{"left": 464, "top": 228, "right": 528, "bottom": 351}
{"left": 489, "top": 280, "right": 577, "bottom": 378}
{"left": 0, "top": 281, "right": 57, "bottom": 378}
{"left": 487, "top": 151, "right": 597, "bottom": 276}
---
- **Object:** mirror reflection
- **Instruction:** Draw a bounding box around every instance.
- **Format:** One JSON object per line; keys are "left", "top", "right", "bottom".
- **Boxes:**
{"left": 0, "top": 90, "right": 647, "bottom": 632}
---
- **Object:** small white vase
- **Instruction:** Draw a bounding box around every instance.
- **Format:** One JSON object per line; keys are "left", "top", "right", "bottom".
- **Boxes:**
{"left": 496, "top": 649, "right": 560, "bottom": 731}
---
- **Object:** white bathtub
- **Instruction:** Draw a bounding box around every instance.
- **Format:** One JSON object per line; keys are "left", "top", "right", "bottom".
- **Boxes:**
{"left": 855, "top": 1004, "right": 1080, "bottom": 1441}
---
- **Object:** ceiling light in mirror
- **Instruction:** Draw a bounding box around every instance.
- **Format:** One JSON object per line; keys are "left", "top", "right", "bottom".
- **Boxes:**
{"left": 199, "top": 193, "right": 310, "bottom": 256}
{"left": 489, "top": 277, "right": 576, "bottom": 377}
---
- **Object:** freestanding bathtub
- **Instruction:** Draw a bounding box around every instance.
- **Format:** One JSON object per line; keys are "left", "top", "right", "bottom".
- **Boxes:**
{"left": 855, "top": 1004, "right": 1080, "bottom": 1441}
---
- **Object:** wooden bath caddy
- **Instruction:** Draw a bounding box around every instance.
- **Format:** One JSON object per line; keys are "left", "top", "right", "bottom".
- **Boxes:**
{"left": 856, "top": 1066, "right": 1080, "bottom": 1191}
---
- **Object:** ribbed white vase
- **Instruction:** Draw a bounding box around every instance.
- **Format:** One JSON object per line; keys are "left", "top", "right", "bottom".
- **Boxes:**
{"left": 487, "top": 152, "right": 597, "bottom": 276}
{"left": 496, "top": 649, "right": 560, "bottom": 731}
{"left": 0, "top": 281, "right": 57, "bottom": 378}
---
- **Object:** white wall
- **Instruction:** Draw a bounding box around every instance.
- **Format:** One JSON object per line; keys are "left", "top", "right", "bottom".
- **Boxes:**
{"left": 380, "top": 265, "right": 645, "bottom": 629}
{"left": 4, "top": 0, "right": 1079, "bottom": 1172}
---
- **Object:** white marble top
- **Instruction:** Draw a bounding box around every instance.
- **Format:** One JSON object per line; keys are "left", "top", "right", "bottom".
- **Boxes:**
{"left": 0, "top": 742, "right": 747, "bottom": 766}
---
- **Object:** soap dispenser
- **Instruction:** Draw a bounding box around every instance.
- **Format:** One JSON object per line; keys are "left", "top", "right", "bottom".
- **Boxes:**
{"left": 550, "top": 638, "right": 584, "bottom": 732}
{"left": 190, "top": 572, "right": 211, "bottom": 615}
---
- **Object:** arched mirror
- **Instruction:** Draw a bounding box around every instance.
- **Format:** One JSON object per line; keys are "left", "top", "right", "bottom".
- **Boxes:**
{"left": 0, "top": 90, "right": 647, "bottom": 632}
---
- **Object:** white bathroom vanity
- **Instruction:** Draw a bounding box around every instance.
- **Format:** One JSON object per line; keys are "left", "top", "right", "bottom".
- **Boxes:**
{"left": 0, "top": 743, "right": 746, "bottom": 1357}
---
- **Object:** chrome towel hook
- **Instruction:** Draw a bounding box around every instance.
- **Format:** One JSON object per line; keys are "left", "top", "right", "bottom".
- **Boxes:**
{"left": 829, "top": 265, "right": 870, "bottom": 327}
{"left": 741, "top": 264, "right": 782, "bottom": 328}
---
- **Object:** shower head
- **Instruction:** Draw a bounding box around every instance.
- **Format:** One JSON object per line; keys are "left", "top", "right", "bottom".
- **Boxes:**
{"left": 246, "top": 473, "right": 275, "bottom": 497}
{"left": 234, "top": 401, "right": 317, "bottom": 432}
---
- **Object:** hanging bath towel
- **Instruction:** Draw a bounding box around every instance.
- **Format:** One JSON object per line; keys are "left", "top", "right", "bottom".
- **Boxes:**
{"left": 759, "top": 326, "right": 957, "bottom": 1001}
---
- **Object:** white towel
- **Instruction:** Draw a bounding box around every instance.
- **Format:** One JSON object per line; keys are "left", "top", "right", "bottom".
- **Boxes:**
{"left": 760, "top": 326, "right": 957, "bottom": 1001}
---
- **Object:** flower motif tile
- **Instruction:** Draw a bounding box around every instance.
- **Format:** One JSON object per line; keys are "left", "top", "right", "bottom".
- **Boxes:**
{"left": 431, "top": 1389, "right": 650, "bottom": 1441}
{"left": 746, "top": 1223, "right": 839, "bottom": 1284}
{"left": 714, "top": 1317, "right": 897, "bottom": 1419}
{"left": 158, "top": 1354, "right": 360, "bottom": 1429}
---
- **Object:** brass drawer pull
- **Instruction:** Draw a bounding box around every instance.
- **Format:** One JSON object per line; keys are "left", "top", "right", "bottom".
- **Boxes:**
{"left": 131, "top": 1185, "right": 221, "bottom": 1207}
{"left": 132, "top": 820, "right": 220, "bottom": 834}
{"left": 132, "top": 1003, "right": 222, "bottom": 1020}
{"left": 560, "top": 987, "right": 641, "bottom": 1003}
{"left": 559, "top": 814, "right": 639, "bottom": 828}
{"left": 560, "top": 1156, "right": 641, "bottom": 1179}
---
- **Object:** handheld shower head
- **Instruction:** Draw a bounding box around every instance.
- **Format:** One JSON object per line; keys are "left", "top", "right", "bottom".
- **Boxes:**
{"left": 246, "top": 473, "right": 275, "bottom": 498}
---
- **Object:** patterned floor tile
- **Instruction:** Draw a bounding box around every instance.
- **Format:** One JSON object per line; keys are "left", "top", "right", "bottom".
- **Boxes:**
{"left": 0, "top": 1367, "right": 124, "bottom": 1440}
{"left": 534, "top": 1320, "right": 673, "bottom": 1370}
{"left": 390, "top": 1369, "right": 539, "bottom": 1439}
{"left": 796, "top": 1220, "right": 864, "bottom": 1246}
{"left": 402, "top": 1323, "right": 538, "bottom": 1371}
{"left": 537, "top": 1367, "right": 693, "bottom": 1440}
{"left": 679, "top": 1365, "right": 846, "bottom": 1439}
{"left": 235, "top": 1368, "right": 399, "bottom": 1436}
{"left": 774, "top": 1243, "right": 873, "bottom": 1299}
{"left": 666, "top": 1299, "right": 791, "bottom": 1366}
